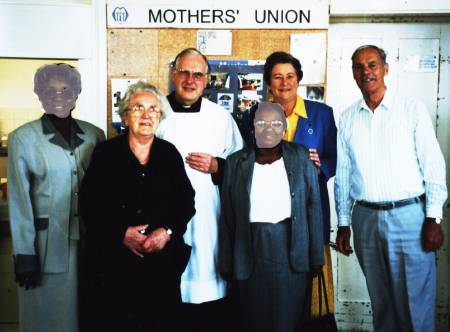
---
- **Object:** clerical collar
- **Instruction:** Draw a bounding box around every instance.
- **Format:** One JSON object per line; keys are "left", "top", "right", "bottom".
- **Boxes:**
{"left": 167, "top": 91, "right": 202, "bottom": 113}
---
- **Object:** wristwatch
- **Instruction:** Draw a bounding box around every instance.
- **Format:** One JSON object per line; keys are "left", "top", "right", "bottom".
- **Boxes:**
{"left": 425, "top": 217, "right": 442, "bottom": 224}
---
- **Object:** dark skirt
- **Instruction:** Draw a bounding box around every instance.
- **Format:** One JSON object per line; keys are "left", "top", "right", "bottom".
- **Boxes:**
{"left": 238, "top": 218, "right": 308, "bottom": 332}
{"left": 85, "top": 247, "right": 183, "bottom": 332}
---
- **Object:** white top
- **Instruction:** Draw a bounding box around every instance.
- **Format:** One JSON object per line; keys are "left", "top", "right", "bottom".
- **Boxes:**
{"left": 250, "top": 159, "right": 292, "bottom": 223}
{"left": 157, "top": 97, "right": 243, "bottom": 303}
{"left": 335, "top": 89, "right": 448, "bottom": 226}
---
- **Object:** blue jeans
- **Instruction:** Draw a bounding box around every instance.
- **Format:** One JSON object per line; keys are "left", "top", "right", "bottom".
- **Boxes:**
{"left": 352, "top": 201, "right": 435, "bottom": 332}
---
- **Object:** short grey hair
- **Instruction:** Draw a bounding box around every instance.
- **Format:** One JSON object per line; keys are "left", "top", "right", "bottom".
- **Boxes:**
{"left": 171, "top": 48, "right": 211, "bottom": 74}
{"left": 118, "top": 81, "right": 168, "bottom": 120}
{"left": 351, "top": 45, "right": 387, "bottom": 65}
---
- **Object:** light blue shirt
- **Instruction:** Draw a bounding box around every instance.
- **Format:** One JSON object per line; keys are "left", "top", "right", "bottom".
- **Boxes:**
{"left": 335, "top": 89, "right": 447, "bottom": 226}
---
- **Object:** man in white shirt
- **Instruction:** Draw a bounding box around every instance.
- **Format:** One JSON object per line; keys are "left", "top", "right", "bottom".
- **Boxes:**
{"left": 157, "top": 48, "right": 243, "bottom": 332}
{"left": 335, "top": 45, "right": 447, "bottom": 332}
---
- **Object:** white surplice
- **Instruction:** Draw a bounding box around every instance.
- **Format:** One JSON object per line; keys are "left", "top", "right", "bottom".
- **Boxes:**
{"left": 157, "top": 98, "right": 243, "bottom": 303}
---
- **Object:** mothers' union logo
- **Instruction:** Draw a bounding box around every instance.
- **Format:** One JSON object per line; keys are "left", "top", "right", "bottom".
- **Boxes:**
{"left": 112, "top": 7, "right": 129, "bottom": 22}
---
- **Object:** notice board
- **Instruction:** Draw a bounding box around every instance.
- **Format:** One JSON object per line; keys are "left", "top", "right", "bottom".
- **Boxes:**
{"left": 107, "top": 29, "right": 328, "bottom": 137}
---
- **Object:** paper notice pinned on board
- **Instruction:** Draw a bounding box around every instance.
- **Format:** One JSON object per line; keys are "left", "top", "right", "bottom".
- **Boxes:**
{"left": 111, "top": 78, "right": 147, "bottom": 127}
{"left": 290, "top": 32, "right": 326, "bottom": 84}
{"left": 197, "top": 30, "right": 232, "bottom": 55}
{"left": 404, "top": 55, "right": 438, "bottom": 73}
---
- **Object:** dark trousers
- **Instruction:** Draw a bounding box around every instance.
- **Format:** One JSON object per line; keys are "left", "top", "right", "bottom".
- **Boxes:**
{"left": 179, "top": 292, "right": 240, "bottom": 332}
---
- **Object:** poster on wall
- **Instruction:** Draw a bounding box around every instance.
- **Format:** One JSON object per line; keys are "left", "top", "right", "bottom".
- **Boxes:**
{"left": 206, "top": 60, "right": 266, "bottom": 142}
{"left": 403, "top": 55, "right": 438, "bottom": 73}
{"left": 290, "top": 32, "right": 327, "bottom": 84}
{"left": 111, "top": 78, "right": 147, "bottom": 130}
{"left": 169, "top": 59, "right": 266, "bottom": 142}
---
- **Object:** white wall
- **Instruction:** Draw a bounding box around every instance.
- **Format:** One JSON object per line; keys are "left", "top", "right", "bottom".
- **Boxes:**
{"left": 330, "top": 0, "right": 450, "bottom": 15}
{"left": 0, "top": 1, "right": 107, "bottom": 132}
{"left": 327, "top": 22, "right": 450, "bottom": 332}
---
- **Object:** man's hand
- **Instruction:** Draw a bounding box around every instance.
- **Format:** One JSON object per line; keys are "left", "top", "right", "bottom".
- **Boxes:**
{"left": 336, "top": 226, "right": 353, "bottom": 256}
{"left": 186, "top": 152, "right": 218, "bottom": 174}
{"left": 142, "top": 228, "right": 171, "bottom": 254}
{"left": 309, "top": 148, "right": 321, "bottom": 175}
{"left": 16, "top": 270, "right": 40, "bottom": 290}
{"left": 123, "top": 224, "right": 148, "bottom": 258}
{"left": 422, "top": 220, "right": 444, "bottom": 251}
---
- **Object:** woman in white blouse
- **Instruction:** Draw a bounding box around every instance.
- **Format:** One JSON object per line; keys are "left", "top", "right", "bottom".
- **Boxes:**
{"left": 219, "top": 102, "right": 324, "bottom": 332}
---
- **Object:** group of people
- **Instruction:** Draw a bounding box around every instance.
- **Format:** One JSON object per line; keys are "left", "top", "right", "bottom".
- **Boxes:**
{"left": 7, "top": 44, "right": 447, "bottom": 332}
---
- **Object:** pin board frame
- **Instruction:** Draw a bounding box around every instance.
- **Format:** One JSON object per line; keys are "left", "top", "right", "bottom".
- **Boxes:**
{"left": 107, "top": 28, "right": 328, "bottom": 137}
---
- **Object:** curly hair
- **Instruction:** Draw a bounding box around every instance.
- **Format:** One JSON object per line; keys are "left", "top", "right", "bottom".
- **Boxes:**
{"left": 34, "top": 63, "right": 81, "bottom": 97}
{"left": 118, "top": 81, "right": 168, "bottom": 120}
{"left": 263, "top": 51, "right": 303, "bottom": 85}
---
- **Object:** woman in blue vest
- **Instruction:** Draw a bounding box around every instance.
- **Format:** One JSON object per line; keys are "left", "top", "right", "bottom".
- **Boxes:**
{"left": 264, "top": 51, "right": 337, "bottom": 316}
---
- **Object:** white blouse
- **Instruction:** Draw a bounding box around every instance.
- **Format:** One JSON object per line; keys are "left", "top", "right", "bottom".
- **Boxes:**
{"left": 250, "top": 158, "right": 292, "bottom": 223}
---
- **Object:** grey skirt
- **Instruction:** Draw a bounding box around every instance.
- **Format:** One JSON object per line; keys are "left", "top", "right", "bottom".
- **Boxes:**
{"left": 238, "top": 218, "right": 307, "bottom": 332}
{"left": 18, "top": 239, "right": 78, "bottom": 332}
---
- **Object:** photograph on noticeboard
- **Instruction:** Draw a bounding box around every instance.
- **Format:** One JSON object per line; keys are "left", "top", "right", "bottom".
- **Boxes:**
{"left": 217, "top": 93, "right": 234, "bottom": 113}
{"left": 168, "top": 59, "right": 267, "bottom": 142}
{"left": 298, "top": 85, "right": 326, "bottom": 103}
{"left": 206, "top": 72, "right": 230, "bottom": 90}
{"left": 237, "top": 73, "right": 263, "bottom": 91}
{"left": 237, "top": 91, "right": 263, "bottom": 113}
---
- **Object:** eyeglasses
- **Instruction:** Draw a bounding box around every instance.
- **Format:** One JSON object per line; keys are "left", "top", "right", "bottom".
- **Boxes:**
{"left": 174, "top": 68, "right": 207, "bottom": 81}
{"left": 42, "top": 87, "right": 75, "bottom": 99}
{"left": 129, "top": 104, "right": 161, "bottom": 117}
{"left": 254, "top": 120, "right": 284, "bottom": 129}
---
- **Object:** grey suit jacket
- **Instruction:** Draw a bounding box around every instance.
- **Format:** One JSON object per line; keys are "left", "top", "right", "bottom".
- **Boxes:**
{"left": 219, "top": 141, "right": 324, "bottom": 280}
{"left": 8, "top": 115, "right": 105, "bottom": 273}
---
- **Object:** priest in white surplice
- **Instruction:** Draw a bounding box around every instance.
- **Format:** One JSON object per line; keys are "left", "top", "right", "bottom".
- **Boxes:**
{"left": 157, "top": 48, "right": 243, "bottom": 332}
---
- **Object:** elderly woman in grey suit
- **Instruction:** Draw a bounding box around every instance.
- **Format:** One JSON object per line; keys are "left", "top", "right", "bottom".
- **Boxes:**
{"left": 7, "top": 63, "right": 105, "bottom": 332}
{"left": 219, "top": 102, "right": 324, "bottom": 332}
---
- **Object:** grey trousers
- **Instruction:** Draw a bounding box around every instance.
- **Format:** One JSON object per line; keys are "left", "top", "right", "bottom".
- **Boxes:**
{"left": 352, "top": 202, "right": 435, "bottom": 332}
{"left": 18, "top": 239, "right": 78, "bottom": 332}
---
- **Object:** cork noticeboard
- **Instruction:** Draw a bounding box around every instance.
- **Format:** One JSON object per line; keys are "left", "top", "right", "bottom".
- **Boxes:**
{"left": 107, "top": 28, "right": 327, "bottom": 137}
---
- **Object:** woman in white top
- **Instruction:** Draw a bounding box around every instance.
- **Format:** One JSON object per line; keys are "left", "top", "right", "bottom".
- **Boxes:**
{"left": 219, "top": 102, "right": 324, "bottom": 332}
